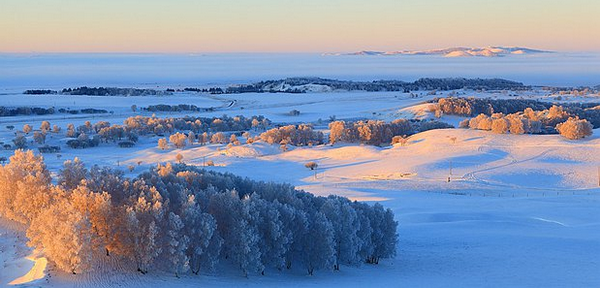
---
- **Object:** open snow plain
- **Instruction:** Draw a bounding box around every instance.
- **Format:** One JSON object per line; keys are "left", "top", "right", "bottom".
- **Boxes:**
{"left": 1, "top": 53, "right": 599, "bottom": 287}
{"left": 0, "top": 88, "right": 599, "bottom": 288}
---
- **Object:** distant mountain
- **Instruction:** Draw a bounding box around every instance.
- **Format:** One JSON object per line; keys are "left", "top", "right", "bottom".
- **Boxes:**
{"left": 325, "top": 47, "right": 552, "bottom": 57}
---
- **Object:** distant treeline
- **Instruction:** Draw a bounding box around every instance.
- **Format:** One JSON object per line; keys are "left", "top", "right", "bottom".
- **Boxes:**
{"left": 24, "top": 78, "right": 526, "bottom": 97}
{"left": 61, "top": 87, "right": 169, "bottom": 96}
{"left": 179, "top": 87, "right": 225, "bottom": 94}
{"left": 24, "top": 89, "right": 58, "bottom": 95}
{"left": 143, "top": 104, "right": 203, "bottom": 112}
{"left": 246, "top": 77, "right": 527, "bottom": 93}
{"left": 176, "top": 77, "right": 527, "bottom": 95}
{"left": 0, "top": 106, "right": 108, "bottom": 117}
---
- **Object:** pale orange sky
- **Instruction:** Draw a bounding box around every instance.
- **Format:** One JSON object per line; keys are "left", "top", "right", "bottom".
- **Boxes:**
{"left": 1, "top": 0, "right": 599, "bottom": 53}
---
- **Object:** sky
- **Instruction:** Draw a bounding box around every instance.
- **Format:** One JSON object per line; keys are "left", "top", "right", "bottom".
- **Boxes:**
{"left": 1, "top": 0, "right": 599, "bottom": 53}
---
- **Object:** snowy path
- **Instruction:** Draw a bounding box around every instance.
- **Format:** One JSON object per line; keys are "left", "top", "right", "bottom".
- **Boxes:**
{"left": 8, "top": 253, "right": 47, "bottom": 285}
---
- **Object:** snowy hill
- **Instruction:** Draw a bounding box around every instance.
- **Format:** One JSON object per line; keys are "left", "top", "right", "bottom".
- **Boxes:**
{"left": 332, "top": 46, "right": 552, "bottom": 57}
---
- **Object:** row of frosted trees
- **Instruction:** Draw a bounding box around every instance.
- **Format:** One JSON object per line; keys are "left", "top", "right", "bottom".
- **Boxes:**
{"left": 123, "top": 115, "right": 270, "bottom": 136}
{"left": 0, "top": 150, "right": 397, "bottom": 276}
{"left": 459, "top": 106, "right": 593, "bottom": 139}
{"left": 329, "top": 119, "right": 452, "bottom": 146}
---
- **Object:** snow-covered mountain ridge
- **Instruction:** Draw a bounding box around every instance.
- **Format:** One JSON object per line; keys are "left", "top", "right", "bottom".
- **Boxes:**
{"left": 326, "top": 46, "right": 552, "bottom": 57}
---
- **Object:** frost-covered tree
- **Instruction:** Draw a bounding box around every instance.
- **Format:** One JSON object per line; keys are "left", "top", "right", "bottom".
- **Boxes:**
{"left": 301, "top": 211, "right": 335, "bottom": 275}
{"left": 162, "top": 212, "right": 190, "bottom": 277}
{"left": 188, "top": 132, "right": 196, "bottom": 146}
{"left": 40, "top": 121, "right": 51, "bottom": 132}
{"left": 507, "top": 115, "right": 525, "bottom": 134}
{"left": 180, "top": 195, "right": 221, "bottom": 274}
{"left": 12, "top": 135, "right": 27, "bottom": 149}
{"left": 320, "top": 196, "right": 361, "bottom": 269}
{"left": 368, "top": 204, "right": 398, "bottom": 264}
{"left": 86, "top": 166, "right": 129, "bottom": 205}
{"left": 158, "top": 138, "right": 168, "bottom": 150}
{"left": 556, "top": 117, "right": 593, "bottom": 140}
{"left": 251, "top": 118, "right": 260, "bottom": 130}
{"left": 230, "top": 134, "right": 240, "bottom": 145}
{"left": 305, "top": 162, "right": 318, "bottom": 170}
{"left": 125, "top": 189, "right": 163, "bottom": 274}
{"left": 66, "top": 123, "right": 76, "bottom": 137}
{"left": 210, "top": 132, "right": 227, "bottom": 144}
{"left": 491, "top": 117, "right": 509, "bottom": 134}
{"left": 26, "top": 197, "right": 93, "bottom": 274}
{"left": 68, "top": 184, "right": 113, "bottom": 255}
{"left": 351, "top": 202, "right": 375, "bottom": 262}
{"left": 209, "top": 191, "right": 262, "bottom": 277}
{"left": 247, "top": 195, "right": 289, "bottom": 273}
{"left": 0, "top": 150, "right": 52, "bottom": 224}
{"left": 33, "top": 131, "right": 46, "bottom": 144}
{"left": 23, "top": 124, "right": 32, "bottom": 134}
{"left": 279, "top": 204, "right": 308, "bottom": 270}
{"left": 59, "top": 157, "right": 88, "bottom": 190}
{"left": 169, "top": 132, "right": 187, "bottom": 149}
{"left": 329, "top": 121, "right": 346, "bottom": 144}
{"left": 199, "top": 132, "right": 209, "bottom": 145}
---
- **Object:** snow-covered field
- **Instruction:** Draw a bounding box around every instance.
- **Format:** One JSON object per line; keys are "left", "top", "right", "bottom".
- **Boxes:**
{"left": 1, "top": 65, "right": 600, "bottom": 287}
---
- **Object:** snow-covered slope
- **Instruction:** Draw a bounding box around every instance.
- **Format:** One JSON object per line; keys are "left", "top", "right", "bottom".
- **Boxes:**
{"left": 1, "top": 88, "right": 600, "bottom": 287}
{"left": 3, "top": 127, "right": 599, "bottom": 287}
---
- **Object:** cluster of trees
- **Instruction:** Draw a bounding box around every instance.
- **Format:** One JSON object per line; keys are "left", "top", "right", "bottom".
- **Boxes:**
{"left": 0, "top": 150, "right": 398, "bottom": 277}
{"left": 181, "top": 87, "right": 225, "bottom": 94}
{"left": 63, "top": 121, "right": 139, "bottom": 149}
{"left": 64, "top": 108, "right": 109, "bottom": 115}
{"left": 67, "top": 135, "right": 101, "bottom": 149}
{"left": 259, "top": 125, "right": 324, "bottom": 146}
{"left": 329, "top": 119, "right": 452, "bottom": 146}
{"left": 9, "top": 115, "right": 271, "bottom": 152}
{"left": 0, "top": 106, "right": 56, "bottom": 117}
{"left": 38, "top": 145, "right": 61, "bottom": 153}
{"left": 143, "top": 104, "right": 203, "bottom": 112}
{"left": 23, "top": 89, "right": 57, "bottom": 95}
{"left": 435, "top": 97, "right": 600, "bottom": 128}
{"left": 0, "top": 106, "right": 108, "bottom": 117}
{"left": 61, "top": 87, "right": 168, "bottom": 96}
{"left": 9, "top": 121, "right": 60, "bottom": 149}
{"left": 541, "top": 86, "right": 598, "bottom": 96}
{"left": 460, "top": 113, "right": 543, "bottom": 134}
{"left": 123, "top": 115, "right": 270, "bottom": 136}
{"left": 459, "top": 105, "right": 594, "bottom": 139}
{"left": 160, "top": 131, "right": 244, "bottom": 150}
{"left": 435, "top": 97, "right": 552, "bottom": 117}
